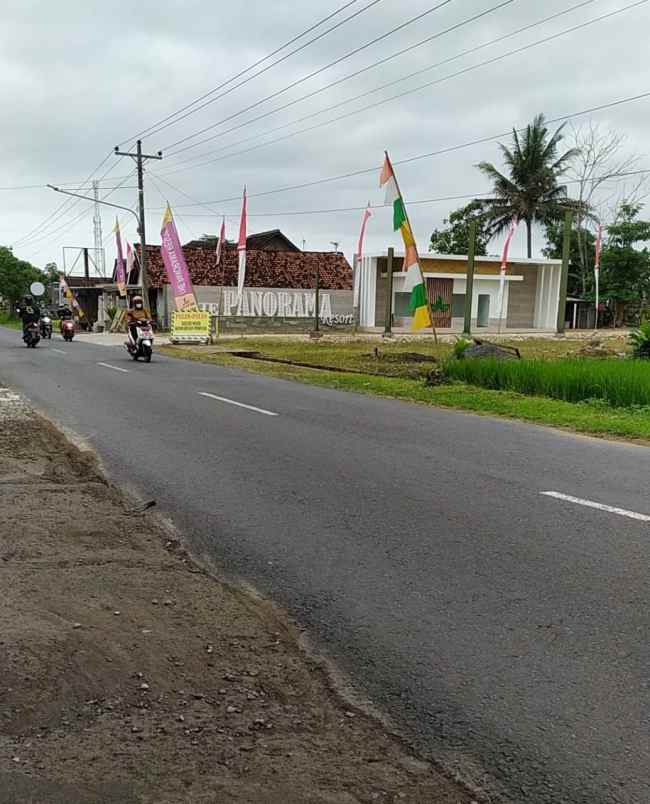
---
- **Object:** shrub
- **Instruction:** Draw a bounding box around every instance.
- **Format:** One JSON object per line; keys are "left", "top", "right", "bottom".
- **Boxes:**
{"left": 629, "top": 321, "right": 650, "bottom": 359}
{"left": 444, "top": 357, "right": 650, "bottom": 408}
{"left": 452, "top": 337, "right": 472, "bottom": 359}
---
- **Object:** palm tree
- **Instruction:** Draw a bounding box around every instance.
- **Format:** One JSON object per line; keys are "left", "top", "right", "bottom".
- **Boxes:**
{"left": 476, "top": 114, "right": 581, "bottom": 257}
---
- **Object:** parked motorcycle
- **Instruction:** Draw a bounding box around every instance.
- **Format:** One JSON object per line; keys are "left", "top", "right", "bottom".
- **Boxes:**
{"left": 60, "top": 319, "right": 75, "bottom": 342}
{"left": 40, "top": 315, "right": 53, "bottom": 339}
{"left": 23, "top": 321, "right": 40, "bottom": 348}
{"left": 125, "top": 319, "right": 153, "bottom": 362}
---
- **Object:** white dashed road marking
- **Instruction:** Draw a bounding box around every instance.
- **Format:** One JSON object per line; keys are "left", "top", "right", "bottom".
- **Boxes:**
{"left": 97, "top": 362, "right": 129, "bottom": 374}
{"left": 198, "top": 391, "right": 279, "bottom": 417}
{"left": 541, "top": 491, "right": 650, "bottom": 523}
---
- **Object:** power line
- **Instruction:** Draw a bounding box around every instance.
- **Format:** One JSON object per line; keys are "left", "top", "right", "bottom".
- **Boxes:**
{"left": 151, "top": 90, "right": 650, "bottom": 210}
{"left": 160, "top": 0, "right": 457, "bottom": 151}
{"left": 162, "top": 0, "right": 646, "bottom": 176}
{"left": 145, "top": 168, "right": 650, "bottom": 220}
{"left": 11, "top": 153, "right": 116, "bottom": 247}
{"left": 141, "top": 0, "right": 389, "bottom": 144}
{"left": 118, "top": 0, "right": 369, "bottom": 146}
{"left": 14, "top": 169, "right": 137, "bottom": 253}
{"left": 167, "top": 0, "right": 541, "bottom": 161}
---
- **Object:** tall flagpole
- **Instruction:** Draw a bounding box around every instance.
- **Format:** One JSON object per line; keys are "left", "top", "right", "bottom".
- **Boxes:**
{"left": 384, "top": 151, "right": 437, "bottom": 343}
{"left": 594, "top": 223, "right": 603, "bottom": 330}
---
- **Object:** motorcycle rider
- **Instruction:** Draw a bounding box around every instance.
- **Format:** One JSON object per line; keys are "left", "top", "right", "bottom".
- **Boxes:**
{"left": 16, "top": 295, "right": 40, "bottom": 338}
{"left": 126, "top": 294, "right": 148, "bottom": 343}
{"left": 58, "top": 305, "right": 73, "bottom": 334}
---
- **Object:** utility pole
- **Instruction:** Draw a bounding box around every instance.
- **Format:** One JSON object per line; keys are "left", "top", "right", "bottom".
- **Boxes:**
{"left": 463, "top": 220, "right": 477, "bottom": 336}
{"left": 114, "top": 140, "right": 162, "bottom": 311}
{"left": 383, "top": 247, "right": 394, "bottom": 337}
{"left": 83, "top": 248, "right": 90, "bottom": 280}
{"left": 92, "top": 180, "right": 105, "bottom": 276}
{"left": 556, "top": 211, "right": 573, "bottom": 335}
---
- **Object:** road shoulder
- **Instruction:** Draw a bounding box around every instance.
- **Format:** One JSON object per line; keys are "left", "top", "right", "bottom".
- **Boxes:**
{"left": 0, "top": 388, "right": 470, "bottom": 804}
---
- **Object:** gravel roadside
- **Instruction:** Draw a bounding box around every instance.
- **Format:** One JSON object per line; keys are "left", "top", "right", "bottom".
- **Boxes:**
{"left": 0, "top": 387, "right": 471, "bottom": 804}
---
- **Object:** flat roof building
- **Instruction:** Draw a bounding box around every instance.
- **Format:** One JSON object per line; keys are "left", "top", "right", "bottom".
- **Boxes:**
{"left": 356, "top": 252, "right": 564, "bottom": 333}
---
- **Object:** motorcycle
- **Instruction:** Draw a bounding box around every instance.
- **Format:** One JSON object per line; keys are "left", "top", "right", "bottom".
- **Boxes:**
{"left": 40, "top": 315, "right": 53, "bottom": 339}
{"left": 60, "top": 319, "right": 75, "bottom": 342}
{"left": 125, "top": 319, "right": 153, "bottom": 362}
{"left": 23, "top": 321, "right": 40, "bottom": 348}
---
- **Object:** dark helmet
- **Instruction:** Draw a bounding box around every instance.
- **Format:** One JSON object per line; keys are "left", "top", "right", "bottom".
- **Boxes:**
{"left": 24, "top": 295, "right": 33, "bottom": 305}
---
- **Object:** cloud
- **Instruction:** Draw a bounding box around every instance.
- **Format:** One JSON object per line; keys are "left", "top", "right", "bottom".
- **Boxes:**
{"left": 2, "top": 0, "right": 648, "bottom": 269}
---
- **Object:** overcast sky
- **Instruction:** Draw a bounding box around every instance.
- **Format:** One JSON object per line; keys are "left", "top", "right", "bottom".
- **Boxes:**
{"left": 2, "top": 0, "right": 648, "bottom": 274}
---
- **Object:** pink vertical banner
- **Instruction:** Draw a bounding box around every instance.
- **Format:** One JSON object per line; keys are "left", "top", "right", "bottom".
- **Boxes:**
{"left": 160, "top": 204, "right": 198, "bottom": 312}
{"left": 356, "top": 204, "right": 372, "bottom": 260}
{"left": 114, "top": 218, "right": 127, "bottom": 297}
{"left": 237, "top": 187, "right": 247, "bottom": 300}
{"left": 216, "top": 216, "right": 226, "bottom": 266}
{"left": 500, "top": 217, "right": 519, "bottom": 274}
{"left": 594, "top": 223, "right": 603, "bottom": 271}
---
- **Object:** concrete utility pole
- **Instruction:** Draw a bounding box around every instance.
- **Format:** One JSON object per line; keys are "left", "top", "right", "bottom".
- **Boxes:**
{"left": 92, "top": 180, "right": 105, "bottom": 276}
{"left": 463, "top": 220, "right": 477, "bottom": 336}
{"left": 556, "top": 211, "right": 573, "bottom": 335}
{"left": 114, "top": 140, "right": 162, "bottom": 310}
{"left": 383, "top": 247, "right": 394, "bottom": 337}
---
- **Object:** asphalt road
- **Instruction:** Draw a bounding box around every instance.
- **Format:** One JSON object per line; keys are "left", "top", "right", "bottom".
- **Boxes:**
{"left": 1, "top": 327, "right": 648, "bottom": 804}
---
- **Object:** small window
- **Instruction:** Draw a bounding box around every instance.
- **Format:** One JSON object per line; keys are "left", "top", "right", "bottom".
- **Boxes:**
{"left": 394, "top": 292, "right": 412, "bottom": 317}
{"left": 451, "top": 294, "right": 465, "bottom": 318}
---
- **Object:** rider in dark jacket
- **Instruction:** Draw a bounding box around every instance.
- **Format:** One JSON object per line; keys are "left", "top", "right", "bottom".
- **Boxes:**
{"left": 16, "top": 296, "right": 40, "bottom": 336}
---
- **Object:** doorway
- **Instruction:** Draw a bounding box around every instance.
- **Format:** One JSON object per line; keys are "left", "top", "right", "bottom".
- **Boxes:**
{"left": 477, "top": 294, "right": 490, "bottom": 327}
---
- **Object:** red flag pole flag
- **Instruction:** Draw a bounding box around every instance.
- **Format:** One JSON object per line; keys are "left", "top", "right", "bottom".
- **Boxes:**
{"left": 237, "top": 188, "right": 247, "bottom": 301}
{"left": 113, "top": 218, "right": 127, "bottom": 298}
{"left": 594, "top": 223, "right": 603, "bottom": 329}
{"left": 216, "top": 216, "right": 226, "bottom": 266}
{"left": 498, "top": 217, "right": 519, "bottom": 331}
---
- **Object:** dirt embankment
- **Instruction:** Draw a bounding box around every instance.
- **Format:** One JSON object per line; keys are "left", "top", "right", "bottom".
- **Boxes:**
{"left": 0, "top": 388, "right": 470, "bottom": 804}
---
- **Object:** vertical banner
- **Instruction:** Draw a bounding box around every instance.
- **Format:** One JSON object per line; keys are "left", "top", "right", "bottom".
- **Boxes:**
{"left": 216, "top": 216, "right": 226, "bottom": 266}
{"left": 126, "top": 242, "right": 135, "bottom": 288}
{"left": 353, "top": 205, "right": 372, "bottom": 314}
{"left": 498, "top": 217, "right": 519, "bottom": 330}
{"left": 237, "top": 187, "right": 247, "bottom": 300}
{"left": 594, "top": 223, "right": 603, "bottom": 329}
{"left": 59, "top": 275, "right": 84, "bottom": 317}
{"left": 379, "top": 152, "right": 432, "bottom": 333}
{"left": 160, "top": 204, "right": 198, "bottom": 312}
{"left": 114, "top": 219, "right": 127, "bottom": 297}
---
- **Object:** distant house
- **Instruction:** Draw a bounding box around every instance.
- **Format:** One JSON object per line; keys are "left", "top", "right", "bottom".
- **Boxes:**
{"left": 184, "top": 229, "right": 301, "bottom": 253}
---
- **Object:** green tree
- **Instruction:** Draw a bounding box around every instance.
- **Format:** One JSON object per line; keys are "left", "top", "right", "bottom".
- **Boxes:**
{"left": 0, "top": 247, "right": 44, "bottom": 312}
{"left": 429, "top": 201, "right": 489, "bottom": 256}
{"left": 599, "top": 203, "right": 650, "bottom": 326}
{"left": 543, "top": 222, "right": 596, "bottom": 298}
{"left": 476, "top": 114, "right": 582, "bottom": 257}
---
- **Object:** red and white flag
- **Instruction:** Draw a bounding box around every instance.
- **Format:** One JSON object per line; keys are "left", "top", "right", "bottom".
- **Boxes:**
{"left": 500, "top": 217, "right": 519, "bottom": 274}
{"left": 594, "top": 224, "right": 603, "bottom": 272}
{"left": 114, "top": 218, "right": 127, "bottom": 298}
{"left": 216, "top": 216, "right": 226, "bottom": 266}
{"left": 356, "top": 204, "right": 372, "bottom": 260}
{"left": 237, "top": 188, "right": 247, "bottom": 300}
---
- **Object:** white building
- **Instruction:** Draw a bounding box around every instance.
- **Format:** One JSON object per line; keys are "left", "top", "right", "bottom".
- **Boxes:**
{"left": 356, "top": 252, "right": 564, "bottom": 332}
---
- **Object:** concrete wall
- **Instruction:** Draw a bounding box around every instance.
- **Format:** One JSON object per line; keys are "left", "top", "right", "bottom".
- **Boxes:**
{"left": 506, "top": 266, "right": 537, "bottom": 328}
{"left": 161, "top": 285, "right": 353, "bottom": 331}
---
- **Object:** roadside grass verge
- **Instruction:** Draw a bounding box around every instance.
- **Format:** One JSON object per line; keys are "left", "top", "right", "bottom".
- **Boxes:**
{"left": 0, "top": 312, "right": 21, "bottom": 330}
{"left": 159, "top": 344, "right": 650, "bottom": 442}
{"left": 445, "top": 357, "right": 650, "bottom": 407}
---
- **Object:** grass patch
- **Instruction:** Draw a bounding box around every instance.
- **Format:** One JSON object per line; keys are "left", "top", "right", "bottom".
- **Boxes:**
{"left": 445, "top": 357, "right": 650, "bottom": 408}
{"left": 0, "top": 312, "right": 21, "bottom": 330}
{"left": 159, "top": 339, "right": 650, "bottom": 443}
